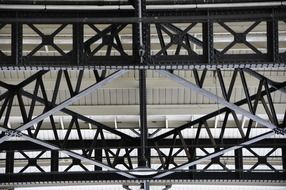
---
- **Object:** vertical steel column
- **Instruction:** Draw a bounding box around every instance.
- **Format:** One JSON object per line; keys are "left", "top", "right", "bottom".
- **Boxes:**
{"left": 188, "top": 147, "right": 196, "bottom": 176}
{"left": 73, "top": 23, "right": 84, "bottom": 67}
{"left": 235, "top": 149, "right": 243, "bottom": 179}
{"left": 133, "top": 0, "right": 149, "bottom": 66}
{"left": 282, "top": 147, "right": 286, "bottom": 175}
{"left": 5, "top": 151, "right": 14, "bottom": 174}
{"left": 51, "top": 150, "right": 59, "bottom": 172}
{"left": 94, "top": 149, "right": 102, "bottom": 171}
{"left": 141, "top": 0, "right": 150, "bottom": 66}
{"left": 133, "top": 22, "right": 140, "bottom": 65}
{"left": 136, "top": 0, "right": 150, "bottom": 176}
{"left": 139, "top": 70, "right": 148, "bottom": 168}
{"left": 267, "top": 13, "right": 278, "bottom": 64}
{"left": 12, "top": 23, "right": 22, "bottom": 66}
{"left": 203, "top": 17, "right": 214, "bottom": 66}
{"left": 138, "top": 2, "right": 151, "bottom": 189}
{"left": 188, "top": 147, "right": 197, "bottom": 179}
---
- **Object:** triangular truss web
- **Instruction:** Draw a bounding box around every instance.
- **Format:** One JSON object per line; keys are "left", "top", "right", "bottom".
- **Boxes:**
{"left": 85, "top": 24, "right": 129, "bottom": 56}
{"left": 153, "top": 23, "right": 200, "bottom": 56}
{"left": 24, "top": 24, "right": 69, "bottom": 56}
{"left": 216, "top": 21, "right": 264, "bottom": 55}
{"left": 151, "top": 68, "right": 285, "bottom": 179}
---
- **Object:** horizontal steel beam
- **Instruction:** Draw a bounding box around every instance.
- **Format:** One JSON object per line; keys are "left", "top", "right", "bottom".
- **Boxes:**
{"left": 0, "top": 9, "right": 285, "bottom": 23}
{"left": 1, "top": 139, "right": 285, "bottom": 151}
{"left": 0, "top": 7, "right": 285, "bottom": 69}
{"left": 0, "top": 136, "right": 285, "bottom": 182}
{"left": 0, "top": 0, "right": 283, "bottom": 6}
{"left": 1, "top": 62, "right": 284, "bottom": 70}
{"left": 1, "top": 172, "right": 285, "bottom": 184}
{"left": 0, "top": 2, "right": 284, "bottom": 11}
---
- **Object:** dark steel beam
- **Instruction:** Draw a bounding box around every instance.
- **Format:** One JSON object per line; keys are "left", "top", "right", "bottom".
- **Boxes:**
{"left": 234, "top": 149, "right": 243, "bottom": 179}
{"left": 5, "top": 151, "right": 14, "bottom": 174}
{"left": 137, "top": 0, "right": 150, "bottom": 174}
{"left": 0, "top": 138, "right": 285, "bottom": 182}
{"left": 1, "top": 171, "right": 285, "bottom": 183}
{"left": 1, "top": 138, "right": 285, "bottom": 151}
{"left": 0, "top": 9, "right": 285, "bottom": 23}
{"left": 72, "top": 23, "right": 84, "bottom": 67}
{"left": 0, "top": 7, "right": 285, "bottom": 69}
{"left": 11, "top": 23, "right": 22, "bottom": 66}
{"left": 0, "top": 172, "right": 285, "bottom": 183}
{"left": 0, "top": 0, "right": 281, "bottom": 5}
{"left": 139, "top": 70, "right": 148, "bottom": 167}
{"left": 51, "top": 150, "right": 59, "bottom": 172}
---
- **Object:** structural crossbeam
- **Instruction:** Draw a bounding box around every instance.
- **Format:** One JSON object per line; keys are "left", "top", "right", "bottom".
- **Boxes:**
{"left": 0, "top": 7, "right": 285, "bottom": 69}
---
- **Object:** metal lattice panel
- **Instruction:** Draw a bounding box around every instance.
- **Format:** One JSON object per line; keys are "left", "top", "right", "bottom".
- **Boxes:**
{"left": 0, "top": 68, "right": 285, "bottom": 184}
{"left": 0, "top": 2, "right": 285, "bottom": 69}
{"left": 0, "top": 1, "right": 286, "bottom": 189}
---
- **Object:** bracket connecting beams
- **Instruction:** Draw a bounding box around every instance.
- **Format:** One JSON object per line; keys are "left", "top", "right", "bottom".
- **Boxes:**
{"left": 4, "top": 129, "right": 22, "bottom": 137}
{"left": 273, "top": 128, "right": 286, "bottom": 135}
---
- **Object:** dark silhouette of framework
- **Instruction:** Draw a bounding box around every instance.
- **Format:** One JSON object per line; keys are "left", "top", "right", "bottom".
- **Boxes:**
{"left": 0, "top": 1, "right": 285, "bottom": 69}
{"left": 0, "top": 0, "right": 285, "bottom": 188}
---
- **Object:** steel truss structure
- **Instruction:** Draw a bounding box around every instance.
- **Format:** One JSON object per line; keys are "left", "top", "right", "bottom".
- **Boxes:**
{"left": 0, "top": 68, "right": 285, "bottom": 183}
{"left": 0, "top": 1, "right": 285, "bottom": 69}
{"left": 0, "top": 0, "right": 286, "bottom": 189}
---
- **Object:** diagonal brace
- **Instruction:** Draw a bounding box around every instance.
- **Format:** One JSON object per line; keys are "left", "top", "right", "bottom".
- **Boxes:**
{"left": 244, "top": 68, "right": 286, "bottom": 93}
{"left": 154, "top": 130, "right": 275, "bottom": 179}
{"left": 0, "top": 70, "right": 128, "bottom": 144}
{"left": 157, "top": 70, "right": 279, "bottom": 130}
{"left": 0, "top": 127, "right": 135, "bottom": 179}
{"left": 20, "top": 90, "right": 134, "bottom": 140}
